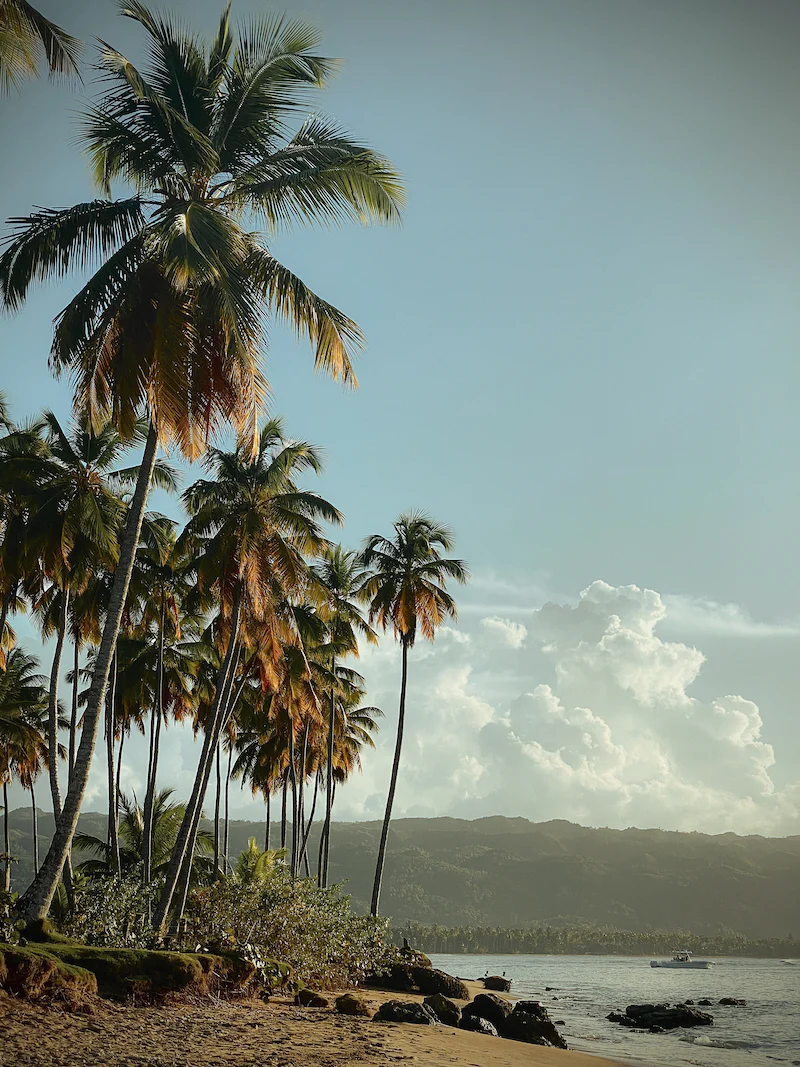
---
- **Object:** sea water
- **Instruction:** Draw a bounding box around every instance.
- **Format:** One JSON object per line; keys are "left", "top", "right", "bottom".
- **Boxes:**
{"left": 429, "top": 953, "right": 800, "bottom": 1067}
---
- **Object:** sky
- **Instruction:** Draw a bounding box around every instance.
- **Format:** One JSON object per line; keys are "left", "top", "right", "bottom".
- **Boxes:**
{"left": 1, "top": 0, "right": 799, "bottom": 836}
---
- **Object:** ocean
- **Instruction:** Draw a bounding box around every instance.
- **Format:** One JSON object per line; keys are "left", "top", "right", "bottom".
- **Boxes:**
{"left": 429, "top": 953, "right": 800, "bottom": 1067}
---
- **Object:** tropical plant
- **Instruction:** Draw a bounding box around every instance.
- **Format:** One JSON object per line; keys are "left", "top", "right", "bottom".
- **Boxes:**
{"left": 0, "top": 0, "right": 81, "bottom": 93}
{"left": 0, "top": 2, "right": 402, "bottom": 920}
{"left": 360, "top": 512, "right": 467, "bottom": 915}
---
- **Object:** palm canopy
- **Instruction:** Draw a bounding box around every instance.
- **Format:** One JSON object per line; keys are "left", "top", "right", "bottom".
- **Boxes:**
{"left": 0, "top": 0, "right": 82, "bottom": 93}
{"left": 0, "top": 2, "right": 404, "bottom": 455}
{"left": 360, "top": 512, "right": 469, "bottom": 646}
{"left": 0, "top": 646, "right": 48, "bottom": 756}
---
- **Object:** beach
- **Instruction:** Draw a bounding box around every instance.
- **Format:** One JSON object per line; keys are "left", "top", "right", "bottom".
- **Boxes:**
{"left": 0, "top": 984, "right": 627, "bottom": 1067}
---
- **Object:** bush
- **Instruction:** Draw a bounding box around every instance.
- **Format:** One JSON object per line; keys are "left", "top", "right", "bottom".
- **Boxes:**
{"left": 60, "top": 876, "right": 162, "bottom": 949}
{"left": 182, "top": 866, "right": 390, "bottom": 989}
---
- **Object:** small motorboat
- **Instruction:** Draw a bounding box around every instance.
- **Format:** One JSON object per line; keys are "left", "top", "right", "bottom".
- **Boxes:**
{"left": 650, "top": 951, "right": 714, "bottom": 969}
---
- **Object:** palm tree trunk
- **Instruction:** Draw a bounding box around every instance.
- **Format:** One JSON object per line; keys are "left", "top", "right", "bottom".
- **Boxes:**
{"left": 31, "top": 782, "right": 39, "bottom": 873}
{"left": 106, "top": 652, "right": 121, "bottom": 878}
{"left": 3, "top": 780, "right": 10, "bottom": 892}
{"left": 213, "top": 741, "right": 221, "bottom": 876}
{"left": 223, "top": 746, "right": 231, "bottom": 873}
{"left": 0, "top": 587, "right": 13, "bottom": 668}
{"left": 299, "top": 772, "right": 319, "bottom": 873}
{"left": 322, "top": 678, "right": 335, "bottom": 887}
{"left": 280, "top": 776, "right": 287, "bottom": 848}
{"left": 264, "top": 790, "right": 271, "bottom": 851}
{"left": 152, "top": 585, "right": 243, "bottom": 934}
{"left": 68, "top": 636, "right": 79, "bottom": 778}
{"left": 47, "top": 586, "right": 70, "bottom": 819}
{"left": 288, "top": 724, "right": 299, "bottom": 879}
{"left": 142, "top": 591, "right": 165, "bottom": 883}
{"left": 115, "top": 727, "right": 125, "bottom": 818}
{"left": 370, "top": 637, "right": 409, "bottom": 917}
{"left": 19, "top": 421, "right": 159, "bottom": 920}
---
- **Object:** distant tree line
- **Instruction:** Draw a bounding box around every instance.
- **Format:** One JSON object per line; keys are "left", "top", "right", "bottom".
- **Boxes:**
{"left": 391, "top": 921, "right": 797, "bottom": 959}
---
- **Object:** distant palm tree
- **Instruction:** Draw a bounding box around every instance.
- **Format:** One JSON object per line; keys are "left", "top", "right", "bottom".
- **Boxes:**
{"left": 0, "top": 0, "right": 81, "bottom": 93}
{"left": 1, "top": 1, "right": 402, "bottom": 922}
{"left": 360, "top": 513, "right": 468, "bottom": 916}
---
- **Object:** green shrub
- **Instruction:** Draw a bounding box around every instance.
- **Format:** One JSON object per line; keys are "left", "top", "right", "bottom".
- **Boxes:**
{"left": 60, "top": 876, "right": 162, "bottom": 948}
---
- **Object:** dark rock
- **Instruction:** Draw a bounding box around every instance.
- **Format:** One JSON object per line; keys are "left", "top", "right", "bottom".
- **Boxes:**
{"left": 459, "top": 1015, "right": 498, "bottom": 1036}
{"left": 719, "top": 998, "right": 747, "bottom": 1006}
{"left": 545, "top": 986, "right": 555, "bottom": 991}
{"left": 373, "top": 1000, "right": 437, "bottom": 1025}
{"left": 462, "top": 992, "right": 513, "bottom": 1030}
{"left": 399, "top": 941, "right": 432, "bottom": 969}
{"left": 698, "top": 998, "right": 713, "bottom": 1005}
{"left": 413, "top": 967, "right": 470, "bottom": 1000}
{"left": 296, "top": 988, "right": 328, "bottom": 1007}
{"left": 335, "top": 993, "right": 372, "bottom": 1017}
{"left": 683, "top": 999, "right": 695, "bottom": 1005}
{"left": 554, "top": 1020, "right": 566, "bottom": 1026}
{"left": 483, "top": 974, "right": 511, "bottom": 992}
{"left": 613, "top": 1004, "right": 714, "bottom": 1030}
{"left": 423, "top": 993, "right": 461, "bottom": 1027}
{"left": 502, "top": 1001, "right": 568, "bottom": 1049}
{"left": 649, "top": 1025, "right": 666, "bottom": 1033}
{"left": 364, "top": 964, "right": 417, "bottom": 992}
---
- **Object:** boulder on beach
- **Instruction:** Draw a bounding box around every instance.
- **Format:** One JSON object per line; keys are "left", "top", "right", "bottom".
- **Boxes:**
{"left": 414, "top": 967, "right": 470, "bottom": 999}
{"left": 502, "top": 1001, "right": 568, "bottom": 1049}
{"left": 483, "top": 974, "right": 512, "bottom": 992}
{"left": 609, "top": 1003, "right": 714, "bottom": 1031}
{"left": 461, "top": 992, "right": 513, "bottom": 1030}
{"left": 296, "top": 988, "right": 328, "bottom": 1007}
{"left": 423, "top": 993, "right": 461, "bottom": 1027}
{"left": 373, "top": 1000, "right": 438, "bottom": 1025}
{"left": 335, "top": 993, "right": 372, "bottom": 1017}
{"left": 459, "top": 1015, "right": 499, "bottom": 1036}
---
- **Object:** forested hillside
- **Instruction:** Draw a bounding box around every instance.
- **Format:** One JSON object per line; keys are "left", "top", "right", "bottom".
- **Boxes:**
{"left": 7, "top": 811, "right": 798, "bottom": 939}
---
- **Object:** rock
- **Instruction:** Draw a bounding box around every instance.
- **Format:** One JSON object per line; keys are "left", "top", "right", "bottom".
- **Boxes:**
{"left": 718, "top": 998, "right": 747, "bottom": 1006}
{"left": 554, "top": 1019, "right": 566, "bottom": 1026}
{"left": 683, "top": 999, "right": 695, "bottom": 1005}
{"left": 423, "top": 993, "right": 461, "bottom": 1027}
{"left": 399, "top": 941, "right": 432, "bottom": 969}
{"left": 501, "top": 1001, "right": 568, "bottom": 1049}
{"left": 461, "top": 992, "right": 513, "bottom": 1030}
{"left": 649, "top": 1024, "right": 666, "bottom": 1033}
{"left": 296, "top": 988, "right": 329, "bottom": 1007}
{"left": 373, "top": 1000, "right": 437, "bottom": 1025}
{"left": 335, "top": 993, "right": 372, "bottom": 1017}
{"left": 364, "top": 964, "right": 417, "bottom": 992}
{"left": 545, "top": 986, "right": 555, "bottom": 991}
{"left": 698, "top": 998, "right": 713, "bottom": 1005}
{"left": 459, "top": 1015, "right": 498, "bottom": 1036}
{"left": 613, "top": 1004, "right": 714, "bottom": 1030}
{"left": 413, "top": 967, "right": 470, "bottom": 999}
{"left": 483, "top": 974, "right": 511, "bottom": 992}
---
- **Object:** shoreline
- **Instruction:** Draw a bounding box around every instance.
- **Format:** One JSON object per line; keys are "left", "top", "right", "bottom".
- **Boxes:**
{"left": 0, "top": 984, "right": 635, "bottom": 1067}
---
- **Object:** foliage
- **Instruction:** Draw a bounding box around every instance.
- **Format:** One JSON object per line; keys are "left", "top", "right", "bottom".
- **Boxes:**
{"left": 60, "top": 874, "right": 162, "bottom": 948}
{"left": 183, "top": 863, "right": 390, "bottom": 988}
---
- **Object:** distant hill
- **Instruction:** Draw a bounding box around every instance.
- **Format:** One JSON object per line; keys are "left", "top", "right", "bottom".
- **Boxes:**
{"left": 7, "top": 810, "right": 799, "bottom": 939}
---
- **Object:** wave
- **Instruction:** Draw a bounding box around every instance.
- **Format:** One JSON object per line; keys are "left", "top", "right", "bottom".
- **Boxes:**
{"left": 678, "top": 1034, "right": 760, "bottom": 1050}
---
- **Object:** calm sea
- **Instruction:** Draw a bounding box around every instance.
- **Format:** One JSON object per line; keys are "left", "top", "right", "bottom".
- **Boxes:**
{"left": 429, "top": 953, "right": 800, "bottom": 1067}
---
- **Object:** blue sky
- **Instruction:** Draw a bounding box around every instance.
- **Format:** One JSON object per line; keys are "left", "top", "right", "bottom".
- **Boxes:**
{"left": 2, "top": 0, "right": 799, "bottom": 833}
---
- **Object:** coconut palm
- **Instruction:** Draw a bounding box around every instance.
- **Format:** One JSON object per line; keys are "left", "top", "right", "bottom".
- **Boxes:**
{"left": 153, "top": 417, "right": 341, "bottom": 930}
{"left": 311, "top": 545, "right": 376, "bottom": 886}
{"left": 360, "top": 512, "right": 468, "bottom": 916}
{"left": 0, "top": 0, "right": 81, "bottom": 93}
{"left": 1, "top": 3, "right": 402, "bottom": 920}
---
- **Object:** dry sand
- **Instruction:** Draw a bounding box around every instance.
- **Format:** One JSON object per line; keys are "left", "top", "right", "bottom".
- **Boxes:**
{"left": 0, "top": 985, "right": 629, "bottom": 1067}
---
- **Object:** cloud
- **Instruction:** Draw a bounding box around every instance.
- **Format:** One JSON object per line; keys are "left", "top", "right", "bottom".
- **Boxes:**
{"left": 661, "top": 594, "right": 800, "bottom": 639}
{"left": 481, "top": 616, "right": 528, "bottom": 649}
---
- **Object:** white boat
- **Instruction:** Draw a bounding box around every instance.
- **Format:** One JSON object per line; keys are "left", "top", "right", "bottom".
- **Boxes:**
{"left": 650, "top": 951, "right": 714, "bottom": 969}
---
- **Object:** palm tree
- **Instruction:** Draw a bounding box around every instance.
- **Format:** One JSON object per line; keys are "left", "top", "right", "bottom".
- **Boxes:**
{"left": 312, "top": 546, "right": 376, "bottom": 886}
{"left": 360, "top": 512, "right": 468, "bottom": 916}
{"left": 0, "top": 0, "right": 81, "bottom": 93}
{"left": 153, "top": 417, "right": 341, "bottom": 931}
{"left": 0, "top": 646, "right": 49, "bottom": 890}
{"left": 1, "top": 3, "right": 402, "bottom": 921}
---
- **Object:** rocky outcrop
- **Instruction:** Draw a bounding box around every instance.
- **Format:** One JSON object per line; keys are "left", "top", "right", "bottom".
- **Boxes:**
{"left": 608, "top": 1003, "right": 714, "bottom": 1030}
{"left": 296, "top": 988, "right": 329, "bottom": 1007}
{"left": 414, "top": 967, "right": 470, "bottom": 999}
{"left": 461, "top": 992, "right": 513, "bottom": 1030}
{"left": 483, "top": 974, "right": 511, "bottom": 991}
{"left": 459, "top": 1015, "right": 499, "bottom": 1035}
{"left": 373, "top": 1000, "right": 438, "bottom": 1025}
{"left": 719, "top": 997, "right": 747, "bottom": 1006}
{"left": 335, "top": 992, "right": 372, "bottom": 1017}
{"left": 423, "top": 993, "right": 461, "bottom": 1026}
{"left": 501, "top": 1001, "right": 568, "bottom": 1048}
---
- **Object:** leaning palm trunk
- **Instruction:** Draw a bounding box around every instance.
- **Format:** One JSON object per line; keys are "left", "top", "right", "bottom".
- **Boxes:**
{"left": 264, "top": 791, "right": 271, "bottom": 851}
{"left": 19, "top": 423, "right": 159, "bottom": 919}
{"left": 370, "top": 638, "right": 409, "bottom": 917}
{"left": 30, "top": 782, "right": 39, "bottom": 873}
{"left": 105, "top": 659, "right": 121, "bottom": 877}
{"left": 142, "top": 593, "right": 165, "bottom": 882}
{"left": 68, "top": 637, "right": 79, "bottom": 776}
{"left": 280, "top": 777, "right": 287, "bottom": 848}
{"left": 223, "top": 747, "right": 231, "bottom": 873}
{"left": 2, "top": 780, "right": 10, "bottom": 892}
{"left": 288, "top": 725, "right": 299, "bottom": 879}
{"left": 299, "top": 771, "right": 319, "bottom": 872}
{"left": 46, "top": 587, "right": 69, "bottom": 818}
{"left": 321, "top": 680, "right": 336, "bottom": 887}
{"left": 213, "top": 741, "right": 221, "bottom": 875}
{"left": 152, "top": 585, "right": 242, "bottom": 934}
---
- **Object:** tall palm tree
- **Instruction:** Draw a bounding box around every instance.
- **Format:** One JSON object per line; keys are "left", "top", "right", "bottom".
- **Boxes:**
{"left": 153, "top": 417, "right": 341, "bottom": 930}
{"left": 0, "top": 0, "right": 81, "bottom": 93}
{"left": 1, "top": 3, "right": 402, "bottom": 921}
{"left": 312, "top": 546, "right": 376, "bottom": 886}
{"left": 360, "top": 512, "right": 468, "bottom": 916}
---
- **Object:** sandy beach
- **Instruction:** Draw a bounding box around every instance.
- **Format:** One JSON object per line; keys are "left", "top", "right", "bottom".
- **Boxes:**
{"left": 0, "top": 984, "right": 629, "bottom": 1067}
